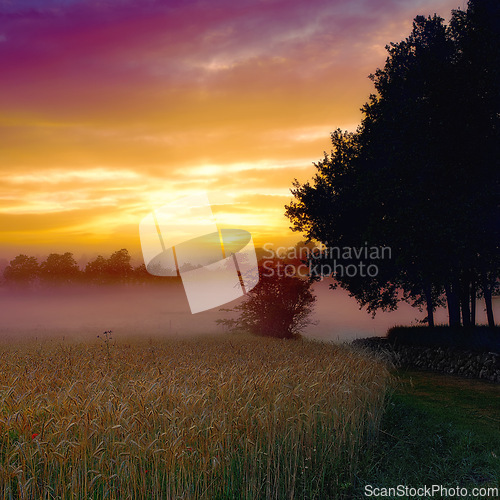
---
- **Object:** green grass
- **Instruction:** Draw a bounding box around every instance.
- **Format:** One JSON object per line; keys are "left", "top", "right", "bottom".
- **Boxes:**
{"left": 355, "top": 369, "right": 500, "bottom": 499}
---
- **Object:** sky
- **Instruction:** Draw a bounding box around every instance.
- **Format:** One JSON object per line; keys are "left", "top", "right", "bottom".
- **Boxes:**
{"left": 0, "top": 0, "right": 466, "bottom": 261}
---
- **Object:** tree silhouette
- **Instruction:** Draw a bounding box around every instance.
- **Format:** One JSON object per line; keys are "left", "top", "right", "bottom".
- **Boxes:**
{"left": 286, "top": 1, "right": 499, "bottom": 328}
{"left": 105, "top": 249, "right": 133, "bottom": 283}
{"left": 217, "top": 261, "right": 316, "bottom": 339}
{"left": 40, "top": 253, "right": 81, "bottom": 285}
{"left": 83, "top": 249, "right": 134, "bottom": 284}
{"left": 3, "top": 255, "right": 40, "bottom": 288}
{"left": 84, "top": 255, "right": 108, "bottom": 285}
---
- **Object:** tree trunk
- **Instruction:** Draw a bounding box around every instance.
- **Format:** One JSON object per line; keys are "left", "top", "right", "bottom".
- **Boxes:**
{"left": 423, "top": 284, "right": 434, "bottom": 327}
{"left": 460, "top": 280, "right": 471, "bottom": 328}
{"left": 482, "top": 280, "right": 495, "bottom": 328}
{"left": 470, "top": 281, "right": 476, "bottom": 327}
{"left": 445, "top": 283, "right": 461, "bottom": 327}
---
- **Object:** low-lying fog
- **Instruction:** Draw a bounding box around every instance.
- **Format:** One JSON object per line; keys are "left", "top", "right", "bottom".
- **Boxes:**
{"left": 0, "top": 280, "right": 498, "bottom": 342}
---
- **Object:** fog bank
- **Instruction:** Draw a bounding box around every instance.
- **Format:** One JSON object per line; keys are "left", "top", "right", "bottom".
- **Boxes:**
{"left": 0, "top": 281, "right": 498, "bottom": 342}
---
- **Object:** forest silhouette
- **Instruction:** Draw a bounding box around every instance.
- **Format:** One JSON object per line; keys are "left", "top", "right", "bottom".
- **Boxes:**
{"left": 0, "top": 249, "right": 173, "bottom": 287}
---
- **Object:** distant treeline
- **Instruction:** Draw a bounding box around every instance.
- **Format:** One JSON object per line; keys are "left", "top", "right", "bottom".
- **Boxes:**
{"left": 0, "top": 249, "right": 175, "bottom": 288}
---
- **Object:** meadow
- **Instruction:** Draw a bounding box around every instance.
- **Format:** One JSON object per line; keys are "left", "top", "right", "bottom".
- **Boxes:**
{"left": 0, "top": 335, "right": 390, "bottom": 499}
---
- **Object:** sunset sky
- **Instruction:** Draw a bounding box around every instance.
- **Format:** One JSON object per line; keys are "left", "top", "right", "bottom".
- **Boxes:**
{"left": 1, "top": 0, "right": 464, "bottom": 261}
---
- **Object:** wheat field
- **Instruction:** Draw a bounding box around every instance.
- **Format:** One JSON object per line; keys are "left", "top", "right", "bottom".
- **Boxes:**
{"left": 0, "top": 335, "right": 390, "bottom": 499}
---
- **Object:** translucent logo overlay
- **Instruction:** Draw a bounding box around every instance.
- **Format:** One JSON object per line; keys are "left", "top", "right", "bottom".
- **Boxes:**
{"left": 139, "top": 193, "right": 259, "bottom": 313}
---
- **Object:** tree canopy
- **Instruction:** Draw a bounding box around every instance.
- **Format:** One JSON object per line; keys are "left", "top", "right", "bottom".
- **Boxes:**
{"left": 3, "top": 255, "right": 40, "bottom": 288}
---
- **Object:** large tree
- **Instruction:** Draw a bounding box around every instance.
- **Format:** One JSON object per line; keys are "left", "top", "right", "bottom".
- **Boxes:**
{"left": 3, "top": 254, "right": 40, "bottom": 288}
{"left": 286, "top": 1, "right": 499, "bottom": 327}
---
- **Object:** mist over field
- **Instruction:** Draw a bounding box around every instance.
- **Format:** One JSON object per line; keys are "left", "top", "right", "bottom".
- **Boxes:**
{"left": 1, "top": 280, "right": 498, "bottom": 342}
